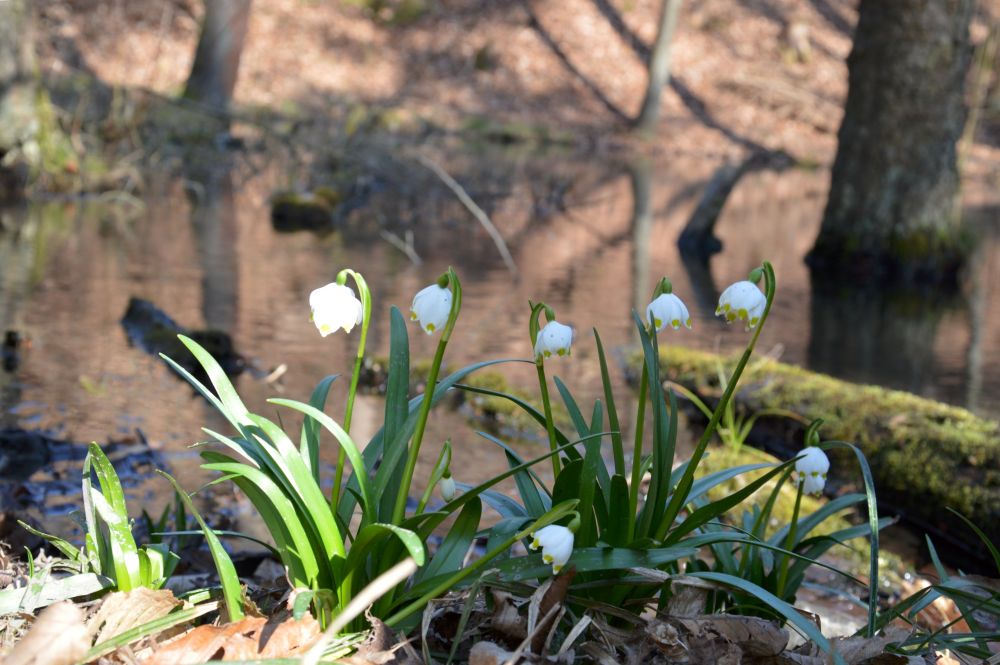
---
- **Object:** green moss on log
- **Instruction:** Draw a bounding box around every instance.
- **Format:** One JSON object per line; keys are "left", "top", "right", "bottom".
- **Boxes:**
{"left": 657, "top": 346, "right": 1000, "bottom": 557}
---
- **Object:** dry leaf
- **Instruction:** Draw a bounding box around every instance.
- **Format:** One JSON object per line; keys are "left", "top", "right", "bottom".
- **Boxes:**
{"left": 469, "top": 640, "right": 519, "bottom": 665}
{"left": 144, "top": 611, "right": 321, "bottom": 664}
{"left": 88, "top": 587, "right": 183, "bottom": 644}
{"left": 4, "top": 601, "right": 89, "bottom": 665}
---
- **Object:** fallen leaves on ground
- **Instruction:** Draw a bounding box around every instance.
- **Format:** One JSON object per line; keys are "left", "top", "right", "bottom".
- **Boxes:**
{"left": 144, "top": 611, "right": 321, "bottom": 664}
{"left": 4, "top": 601, "right": 89, "bottom": 665}
{"left": 88, "top": 587, "right": 183, "bottom": 645}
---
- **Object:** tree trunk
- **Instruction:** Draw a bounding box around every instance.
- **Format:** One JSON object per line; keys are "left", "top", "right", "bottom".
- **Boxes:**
{"left": 184, "top": 0, "right": 253, "bottom": 112}
{"left": 808, "top": 0, "right": 974, "bottom": 286}
{"left": 634, "top": 0, "right": 682, "bottom": 132}
{"left": 0, "top": 0, "right": 35, "bottom": 201}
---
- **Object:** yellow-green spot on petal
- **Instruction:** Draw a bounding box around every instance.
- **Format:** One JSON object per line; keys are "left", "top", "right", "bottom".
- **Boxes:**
{"left": 426, "top": 323, "right": 435, "bottom": 332}
{"left": 552, "top": 564, "right": 563, "bottom": 573}
{"left": 685, "top": 318, "right": 692, "bottom": 327}
{"left": 750, "top": 317, "right": 760, "bottom": 327}
{"left": 320, "top": 324, "right": 331, "bottom": 334}
{"left": 544, "top": 350, "right": 551, "bottom": 358}
{"left": 738, "top": 308, "right": 749, "bottom": 319}
{"left": 671, "top": 319, "right": 680, "bottom": 328}
{"left": 410, "top": 311, "right": 418, "bottom": 320}
{"left": 723, "top": 303, "right": 731, "bottom": 312}
{"left": 726, "top": 312, "right": 736, "bottom": 322}
{"left": 654, "top": 317, "right": 662, "bottom": 328}
{"left": 543, "top": 554, "right": 553, "bottom": 563}
{"left": 557, "top": 348, "right": 566, "bottom": 356}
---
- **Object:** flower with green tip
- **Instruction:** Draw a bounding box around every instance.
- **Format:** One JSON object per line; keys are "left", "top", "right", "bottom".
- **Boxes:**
{"left": 410, "top": 284, "right": 452, "bottom": 334}
{"left": 529, "top": 524, "right": 574, "bottom": 574}
{"left": 534, "top": 321, "right": 573, "bottom": 359}
{"left": 646, "top": 293, "right": 691, "bottom": 332}
{"left": 309, "top": 282, "right": 364, "bottom": 336}
{"left": 439, "top": 474, "right": 456, "bottom": 501}
{"left": 795, "top": 446, "right": 830, "bottom": 495}
{"left": 716, "top": 281, "right": 767, "bottom": 330}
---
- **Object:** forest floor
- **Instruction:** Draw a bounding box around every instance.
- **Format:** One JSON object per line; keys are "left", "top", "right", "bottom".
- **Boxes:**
{"left": 32, "top": 0, "right": 1000, "bottom": 206}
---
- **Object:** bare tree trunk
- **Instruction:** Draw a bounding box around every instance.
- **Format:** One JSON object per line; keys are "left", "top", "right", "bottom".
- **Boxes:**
{"left": 184, "top": 0, "right": 253, "bottom": 112}
{"left": 634, "top": 0, "right": 682, "bottom": 132}
{"left": 808, "top": 0, "right": 974, "bottom": 286}
{"left": 0, "top": 0, "right": 35, "bottom": 200}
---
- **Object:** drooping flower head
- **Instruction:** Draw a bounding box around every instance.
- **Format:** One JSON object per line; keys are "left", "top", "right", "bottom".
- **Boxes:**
{"left": 529, "top": 524, "right": 575, "bottom": 574}
{"left": 716, "top": 280, "right": 767, "bottom": 330}
{"left": 795, "top": 446, "right": 830, "bottom": 496}
{"left": 439, "top": 472, "right": 456, "bottom": 501}
{"left": 534, "top": 320, "right": 574, "bottom": 359}
{"left": 410, "top": 284, "right": 452, "bottom": 334}
{"left": 309, "top": 282, "right": 364, "bottom": 336}
{"left": 646, "top": 293, "right": 691, "bottom": 332}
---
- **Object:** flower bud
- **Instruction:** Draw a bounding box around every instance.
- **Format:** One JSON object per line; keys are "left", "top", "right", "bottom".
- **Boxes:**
{"left": 438, "top": 474, "right": 456, "bottom": 501}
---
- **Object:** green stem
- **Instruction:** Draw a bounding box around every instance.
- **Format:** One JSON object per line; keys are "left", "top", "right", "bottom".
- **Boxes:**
{"left": 536, "top": 361, "right": 561, "bottom": 476}
{"left": 391, "top": 268, "right": 461, "bottom": 526}
{"left": 392, "top": 336, "right": 449, "bottom": 526}
{"left": 776, "top": 482, "right": 803, "bottom": 600}
{"left": 626, "top": 361, "right": 648, "bottom": 542}
{"left": 332, "top": 270, "right": 371, "bottom": 508}
{"left": 656, "top": 262, "right": 777, "bottom": 542}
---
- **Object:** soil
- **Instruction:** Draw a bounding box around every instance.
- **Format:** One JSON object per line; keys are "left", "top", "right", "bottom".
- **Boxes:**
{"left": 31, "top": 0, "right": 1000, "bottom": 205}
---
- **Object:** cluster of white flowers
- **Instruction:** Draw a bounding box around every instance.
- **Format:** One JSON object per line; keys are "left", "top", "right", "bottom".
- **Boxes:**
{"left": 794, "top": 446, "right": 830, "bottom": 495}
{"left": 529, "top": 524, "right": 575, "bottom": 574}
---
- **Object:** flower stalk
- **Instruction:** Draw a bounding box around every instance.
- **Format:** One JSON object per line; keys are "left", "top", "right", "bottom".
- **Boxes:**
{"left": 331, "top": 269, "right": 372, "bottom": 505}
{"left": 530, "top": 301, "right": 564, "bottom": 476}
{"left": 392, "top": 269, "right": 462, "bottom": 525}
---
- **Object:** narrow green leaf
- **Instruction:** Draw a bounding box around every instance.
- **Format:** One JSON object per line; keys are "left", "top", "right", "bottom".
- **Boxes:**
{"left": 300, "top": 374, "right": 338, "bottom": 480}
{"left": 158, "top": 471, "right": 245, "bottom": 622}
{"left": 593, "top": 329, "right": 624, "bottom": 475}
{"left": 416, "top": 499, "right": 482, "bottom": 583}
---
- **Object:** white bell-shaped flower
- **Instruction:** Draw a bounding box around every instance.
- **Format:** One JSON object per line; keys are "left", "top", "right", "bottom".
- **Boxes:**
{"left": 529, "top": 524, "right": 574, "bottom": 574}
{"left": 646, "top": 293, "right": 692, "bottom": 332}
{"left": 716, "top": 281, "right": 767, "bottom": 330}
{"left": 534, "top": 321, "right": 573, "bottom": 359}
{"left": 309, "top": 283, "right": 364, "bottom": 336}
{"left": 438, "top": 475, "right": 456, "bottom": 501}
{"left": 795, "top": 446, "right": 830, "bottom": 496}
{"left": 410, "top": 284, "right": 452, "bottom": 334}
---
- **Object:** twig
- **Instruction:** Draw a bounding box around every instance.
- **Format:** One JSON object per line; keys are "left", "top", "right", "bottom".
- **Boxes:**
{"left": 379, "top": 229, "right": 422, "bottom": 265}
{"left": 415, "top": 154, "right": 518, "bottom": 275}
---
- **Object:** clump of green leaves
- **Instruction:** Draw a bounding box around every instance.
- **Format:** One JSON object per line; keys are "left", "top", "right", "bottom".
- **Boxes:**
{"left": 20, "top": 443, "right": 179, "bottom": 592}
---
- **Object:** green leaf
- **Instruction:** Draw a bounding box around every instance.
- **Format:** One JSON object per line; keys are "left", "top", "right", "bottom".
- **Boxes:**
{"left": 86, "top": 603, "right": 218, "bottom": 662}
{"left": 416, "top": 498, "right": 482, "bottom": 583}
{"left": 593, "top": 329, "right": 624, "bottom": 475}
{"left": 300, "top": 374, "right": 338, "bottom": 480}
{"left": 16, "top": 521, "right": 81, "bottom": 562}
{"left": 158, "top": 471, "right": 245, "bottom": 622}
{"left": 86, "top": 444, "right": 141, "bottom": 590}
{"left": 176, "top": 335, "right": 252, "bottom": 427}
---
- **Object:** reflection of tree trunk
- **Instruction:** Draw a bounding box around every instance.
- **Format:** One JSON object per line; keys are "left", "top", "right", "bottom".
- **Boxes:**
{"left": 185, "top": 0, "right": 252, "bottom": 112}
{"left": 809, "top": 0, "right": 974, "bottom": 285}
{"left": 187, "top": 168, "right": 239, "bottom": 332}
{"left": 808, "top": 283, "right": 950, "bottom": 396}
{"left": 628, "top": 158, "right": 652, "bottom": 315}
{"left": 634, "top": 0, "right": 683, "bottom": 132}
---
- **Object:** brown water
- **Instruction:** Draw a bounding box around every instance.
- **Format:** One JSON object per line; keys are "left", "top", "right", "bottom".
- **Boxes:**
{"left": 2, "top": 151, "right": 999, "bottom": 536}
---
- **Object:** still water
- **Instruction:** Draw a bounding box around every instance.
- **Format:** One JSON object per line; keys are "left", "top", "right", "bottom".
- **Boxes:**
{"left": 1, "top": 150, "right": 998, "bottom": 537}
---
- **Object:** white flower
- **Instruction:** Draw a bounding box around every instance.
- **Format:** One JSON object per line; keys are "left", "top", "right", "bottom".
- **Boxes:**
{"left": 716, "top": 281, "right": 767, "bottom": 329}
{"left": 439, "top": 475, "right": 456, "bottom": 501}
{"left": 646, "top": 293, "right": 691, "bottom": 332}
{"left": 309, "top": 283, "right": 363, "bottom": 336}
{"left": 529, "top": 524, "right": 574, "bottom": 574}
{"left": 410, "top": 284, "right": 452, "bottom": 334}
{"left": 795, "top": 447, "right": 830, "bottom": 495}
{"left": 534, "top": 321, "right": 573, "bottom": 359}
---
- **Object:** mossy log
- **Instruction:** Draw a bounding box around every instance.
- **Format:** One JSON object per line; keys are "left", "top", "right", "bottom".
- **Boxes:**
{"left": 657, "top": 347, "right": 1000, "bottom": 565}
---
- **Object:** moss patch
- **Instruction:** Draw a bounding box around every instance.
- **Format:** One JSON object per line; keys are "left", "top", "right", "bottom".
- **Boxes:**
{"left": 654, "top": 346, "right": 1000, "bottom": 562}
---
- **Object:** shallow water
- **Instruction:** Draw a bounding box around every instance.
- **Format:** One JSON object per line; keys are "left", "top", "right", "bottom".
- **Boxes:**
{"left": 1, "top": 151, "right": 998, "bottom": 536}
